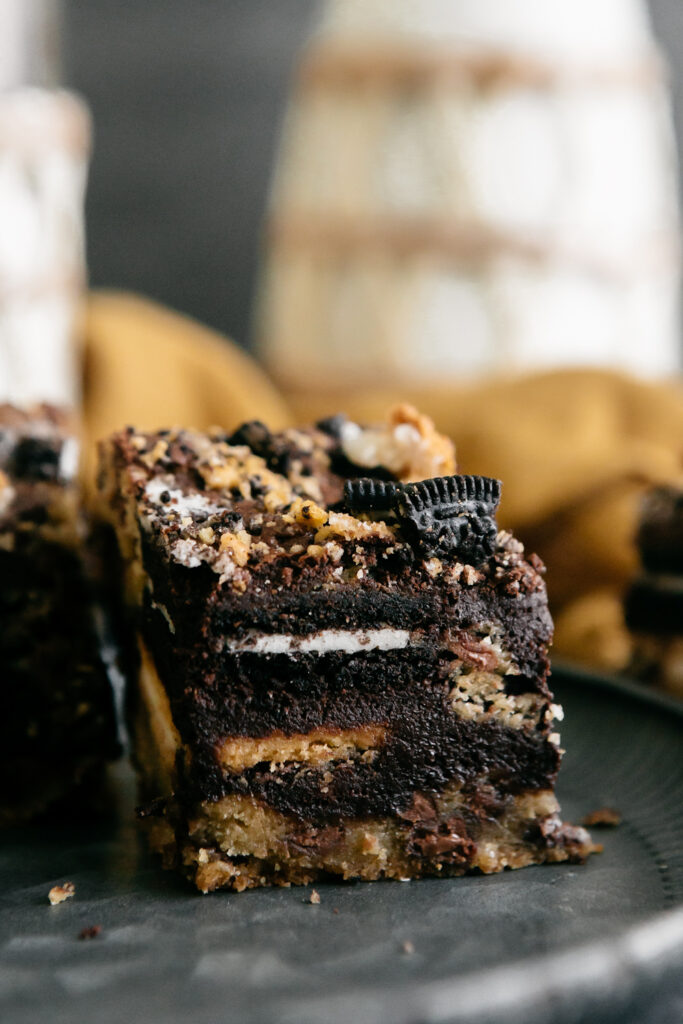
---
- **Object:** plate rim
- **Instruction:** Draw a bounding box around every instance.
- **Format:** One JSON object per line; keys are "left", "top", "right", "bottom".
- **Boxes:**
{"left": 278, "top": 664, "right": 683, "bottom": 1024}
{"left": 5, "top": 665, "right": 683, "bottom": 1024}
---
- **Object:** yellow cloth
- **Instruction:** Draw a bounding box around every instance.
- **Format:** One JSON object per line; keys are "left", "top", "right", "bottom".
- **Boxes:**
{"left": 81, "top": 291, "right": 291, "bottom": 486}
{"left": 82, "top": 291, "right": 683, "bottom": 672}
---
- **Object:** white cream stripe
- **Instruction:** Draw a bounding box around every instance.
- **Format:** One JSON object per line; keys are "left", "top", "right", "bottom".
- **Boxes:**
{"left": 230, "top": 627, "right": 411, "bottom": 655}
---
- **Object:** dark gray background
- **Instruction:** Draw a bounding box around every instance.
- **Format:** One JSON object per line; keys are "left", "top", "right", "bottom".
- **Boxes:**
{"left": 62, "top": 1, "right": 683, "bottom": 350}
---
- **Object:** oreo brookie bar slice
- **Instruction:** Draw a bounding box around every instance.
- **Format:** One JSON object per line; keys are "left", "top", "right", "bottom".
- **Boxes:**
{"left": 0, "top": 404, "right": 119, "bottom": 824}
{"left": 98, "top": 404, "right": 595, "bottom": 892}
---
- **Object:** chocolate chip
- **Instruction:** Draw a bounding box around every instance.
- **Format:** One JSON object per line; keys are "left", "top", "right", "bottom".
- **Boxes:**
{"left": 315, "top": 414, "right": 349, "bottom": 439}
{"left": 12, "top": 438, "right": 61, "bottom": 482}
{"left": 228, "top": 421, "right": 300, "bottom": 476}
{"left": 407, "top": 815, "right": 476, "bottom": 865}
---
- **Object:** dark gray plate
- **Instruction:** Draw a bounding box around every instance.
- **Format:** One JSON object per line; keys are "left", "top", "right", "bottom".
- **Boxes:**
{"left": 2, "top": 668, "right": 683, "bottom": 1024}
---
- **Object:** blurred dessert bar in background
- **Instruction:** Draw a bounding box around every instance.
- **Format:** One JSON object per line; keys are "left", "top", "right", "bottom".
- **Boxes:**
{"left": 0, "top": 88, "right": 90, "bottom": 407}
{"left": 98, "top": 407, "right": 593, "bottom": 892}
{"left": 625, "top": 484, "right": 683, "bottom": 697}
{"left": 0, "top": 404, "right": 118, "bottom": 824}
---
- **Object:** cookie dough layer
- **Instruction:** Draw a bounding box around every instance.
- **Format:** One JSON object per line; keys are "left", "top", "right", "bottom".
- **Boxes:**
{"left": 145, "top": 786, "right": 591, "bottom": 894}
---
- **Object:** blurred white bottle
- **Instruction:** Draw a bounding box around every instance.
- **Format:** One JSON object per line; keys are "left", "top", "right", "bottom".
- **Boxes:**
{"left": 258, "top": 0, "right": 681, "bottom": 390}
{"left": 0, "top": 0, "right": 89, "bottom": 407}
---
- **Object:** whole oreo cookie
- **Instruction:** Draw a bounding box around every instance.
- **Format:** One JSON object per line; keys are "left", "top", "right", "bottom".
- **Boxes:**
{"left": 227, "top": 421, "right": 300, "bottom": 476}
{"left": 344, "top": 474, "right": 501, "bottom": 564}
{"left": 227, "top": 420, "right": 271, "bottom": 453}
{"left": 397, "top": 475, "right": 501, "bottom": 563}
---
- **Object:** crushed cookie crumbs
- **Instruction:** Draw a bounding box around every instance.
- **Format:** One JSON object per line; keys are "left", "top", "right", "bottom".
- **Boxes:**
{"left": 48, "top": 882, "right": 75, "bottom": 905}
{"left": 581, "top": 807, "right": 622, "bottom": 828}
{"left": 308, "top": 889, "right": 321, "bottom": 905}
{"left": 461, "top": 565, "right": 484, "bottom": 585}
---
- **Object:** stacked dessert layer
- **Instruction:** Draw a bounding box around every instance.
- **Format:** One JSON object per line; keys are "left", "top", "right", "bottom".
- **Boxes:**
{"left": 625, "top": 485, "right": 683, "bottom": 696}
{"left": 99, "top": 406, "right": 592, "bottom": 892}
{"left": 0, "top": 405, "right": 118, "bottom": 823}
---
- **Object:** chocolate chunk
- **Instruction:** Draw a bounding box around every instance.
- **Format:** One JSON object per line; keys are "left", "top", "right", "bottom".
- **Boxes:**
{"left": 227, "top": 421, "right": 300, "bottom": 476}
{"left": 398, "top": 793, "right": 438, "bottom": 824}
{"left": 227, "top": 421, "right": 274, "bottom": 459}
{"left": 315, "top": 414, "right": 349, "bottom": 439}
{"left": 286, "top": 824, "right": 344, "bottom": 857}
{"left": 407, "top": 815, "right": 477, "bottom": 865}
{"left": 12, "top": 437, "right": 62, "bottom": 482}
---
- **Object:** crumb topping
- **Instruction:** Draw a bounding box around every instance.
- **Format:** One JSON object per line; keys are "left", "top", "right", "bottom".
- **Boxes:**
{"left": 48, "top": 881, "right": 75, "bottom": 905}
{"left": 339, "top": 403, "right": 455, "bottom": 482}
{"left": 105, "top": 410, "right": 539, "bottom": 600}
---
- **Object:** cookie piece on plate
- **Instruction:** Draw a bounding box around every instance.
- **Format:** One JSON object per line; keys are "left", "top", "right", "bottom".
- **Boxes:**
{"left": 98, "top": 406, "right": 594, "bottom": 891}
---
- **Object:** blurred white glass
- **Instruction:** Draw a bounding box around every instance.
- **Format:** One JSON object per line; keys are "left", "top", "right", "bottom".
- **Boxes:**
{"left": 0, "top": 0, "right": 62, "bottom": 90}
{"left": 0, "top": 0, "right": 89, "bottom": 407}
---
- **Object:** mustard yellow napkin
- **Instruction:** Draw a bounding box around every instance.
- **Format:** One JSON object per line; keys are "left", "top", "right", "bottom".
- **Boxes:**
{"left": 81, "top": 291, "right": 291, "bottom": 485}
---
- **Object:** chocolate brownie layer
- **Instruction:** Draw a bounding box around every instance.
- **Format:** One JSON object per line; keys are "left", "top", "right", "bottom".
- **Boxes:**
{"left": 99, "top": 406, "right": 594, "bottom": 889}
